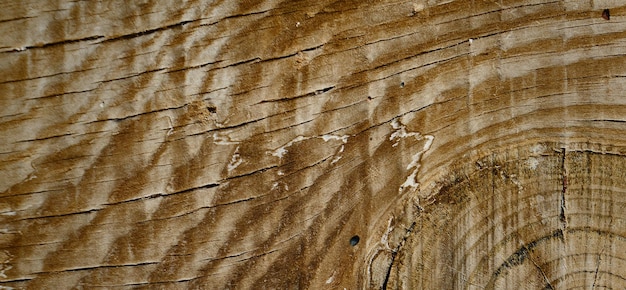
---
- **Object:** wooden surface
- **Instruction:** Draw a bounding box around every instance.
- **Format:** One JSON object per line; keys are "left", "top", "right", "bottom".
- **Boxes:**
{"left": 2, "top": 0, "right": 626, "bottom": 289}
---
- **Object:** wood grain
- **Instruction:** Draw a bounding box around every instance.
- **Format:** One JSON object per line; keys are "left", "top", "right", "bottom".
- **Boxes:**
{"left": 2, "top": 0, "right": 626, "bottom": 289}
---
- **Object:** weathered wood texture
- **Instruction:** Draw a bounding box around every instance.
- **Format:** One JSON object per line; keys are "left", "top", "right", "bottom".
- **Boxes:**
{"left": 2, "top": 0, "right": 626, "bottom": 289}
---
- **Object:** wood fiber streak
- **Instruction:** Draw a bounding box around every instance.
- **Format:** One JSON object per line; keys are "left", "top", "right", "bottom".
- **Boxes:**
{"left": 1, "top": 0, "right": 626, "bottom": 289}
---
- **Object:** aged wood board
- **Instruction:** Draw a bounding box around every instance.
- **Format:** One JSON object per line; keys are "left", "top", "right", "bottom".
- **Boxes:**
{"left": 1, "top": 0, "right": 626, "bottom": 289}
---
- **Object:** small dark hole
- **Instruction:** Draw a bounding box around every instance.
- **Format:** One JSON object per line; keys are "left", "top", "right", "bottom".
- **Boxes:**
{"left": 602, "top": 9, "right": 610, "bottom": 20}
{"left": 367, "top": 96, "right": 373, "bottom": 101}
{"left": 400, "top": 81, "right": 405, "bottom": 88}
{"left": 207, "top": 106, "right": 217, "bottom": 113}
{"left": 350, "top": 235, "right": 360, "bottom": 246}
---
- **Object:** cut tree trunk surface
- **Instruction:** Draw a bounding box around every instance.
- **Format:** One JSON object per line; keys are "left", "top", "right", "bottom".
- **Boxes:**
{"left": 1, "top": 1, "right": 626, "bottom": 289}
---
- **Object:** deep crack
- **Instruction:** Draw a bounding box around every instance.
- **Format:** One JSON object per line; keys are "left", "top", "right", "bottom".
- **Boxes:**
{"left": 381, "top": 222, "right": 416, "bottom": 289}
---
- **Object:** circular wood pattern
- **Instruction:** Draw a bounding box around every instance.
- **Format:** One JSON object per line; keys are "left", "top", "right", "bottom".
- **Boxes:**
{"left": 380, "top": 143, "right": 626, "bottom": 289}
{"left": 1, "top": 1, "right": 626, "bottom": 289}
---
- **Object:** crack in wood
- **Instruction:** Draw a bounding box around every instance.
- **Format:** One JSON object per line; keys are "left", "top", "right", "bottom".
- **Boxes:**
{"left": 257, "top": 86, "right": 334, "bottom": 104}
{"left": 86, "top": 104, "right": 187, "bottom": 124}
{"left": 381, "top": 222, "right": 416, "bottom": 290}
{"left": 100, "top": 20, "right": 195, "bottom": 43}
{"left": 99, "top": 68, "right": 167, "bottom": 83}
{"left": 528, "top": 253, "right": 554, "bottom": 289}
{"left": 17, "top": 208, "right": 100, "bottom": 222}
{"left": 559, "top": 148, "right": 568, "bottom": 232}
{"left": 32, "top": 261, "right": 160, "bottom": 276}
{"left": 0, "top": 35, "right": 104, "bottom": 54}
{"left": 381, "top": 251, "right": 397, "bottom": 290}
{"left": 25, "top": 88, "right": 98, "bottom": 101}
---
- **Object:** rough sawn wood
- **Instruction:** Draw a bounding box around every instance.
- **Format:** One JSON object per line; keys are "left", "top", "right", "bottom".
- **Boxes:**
{"left": 2, "top": 0, "right": 626, "bottom": 289}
